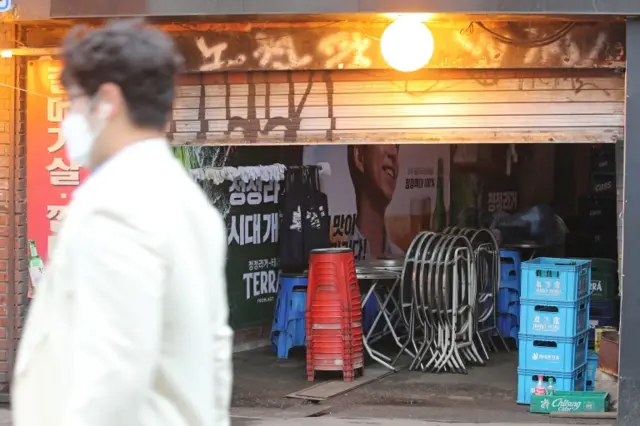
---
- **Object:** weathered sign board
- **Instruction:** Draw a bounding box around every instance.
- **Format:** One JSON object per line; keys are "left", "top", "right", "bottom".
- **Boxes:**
{"left": 24, "top": 21, "right": 625, "bottom": 72}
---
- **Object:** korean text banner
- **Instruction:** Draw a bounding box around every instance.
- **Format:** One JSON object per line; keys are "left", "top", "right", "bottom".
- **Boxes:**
{"left": 27, "top": 60, "right": 89, "bottom": 261}
{"left": 225, "top": 176, "right": 281, "bottom": 329}
{"left": 171, "top": 145, "right": 283, "bottom": 329}
{"left": 303, "top": 144, "right": 450, "bottom": 260}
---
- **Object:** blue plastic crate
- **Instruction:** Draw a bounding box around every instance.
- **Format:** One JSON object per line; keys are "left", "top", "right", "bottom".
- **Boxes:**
{"left": 363, "top": 297, "right": 379, "bottom": 334}
{"left": 500, "top": 276, "right": 521, "bottom": 293}
{"left": 498, "top": 313, "right": 519, "bottom": 343}
{"left": 500, "top": 249, "right": 521, "bottom": 292}
{"left": 521, "top": 258, "right": 591, "bottom": 303}
{"left": 588, "top": 316, "right": 618, "bottom": 341}
{"left": 518, "top": 331, "right": 588, "bottom": 373}
{"left": 520, "top": 297, "right": 589, "bottom": 338}
{"left": 498, "top": 287, "right": 520, "bottom": 316}
{"left": 586, "top": 351, "right": 598, "bottom": 391}
{"left": 270, "top": 275, "right": 308, "bottom": 359}
{"left": 494, "top": 313, "right": 519, "bottom": 347}
{"left": 517, "top": 364, "right": 587, "bottom": 404}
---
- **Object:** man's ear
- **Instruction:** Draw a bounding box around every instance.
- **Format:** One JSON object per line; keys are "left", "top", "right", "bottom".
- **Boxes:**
{"left": 97, "top": 82, "right": 123, "bottom": 119}
{"left": 353, "top": 146, "right": 365, "bottom": 174}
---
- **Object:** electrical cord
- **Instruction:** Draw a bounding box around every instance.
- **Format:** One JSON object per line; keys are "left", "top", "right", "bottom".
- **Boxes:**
{"left": 471, "top": 21, "right": 576, "bottom": 48}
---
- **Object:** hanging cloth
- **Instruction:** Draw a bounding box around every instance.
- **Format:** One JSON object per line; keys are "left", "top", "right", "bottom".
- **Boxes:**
{"left": 279, "top": 168, "right": 308, "bottom": 273}
{"left": 302, "top": 167, "right": 331, "bottom": 256}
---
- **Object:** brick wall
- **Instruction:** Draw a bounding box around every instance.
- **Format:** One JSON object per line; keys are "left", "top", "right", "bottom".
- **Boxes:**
{"left": 0, "top": 23, "right": 27, "bottom": 391}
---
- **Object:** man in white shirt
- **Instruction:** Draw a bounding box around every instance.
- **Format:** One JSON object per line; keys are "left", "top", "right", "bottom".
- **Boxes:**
{"left": 12, "top": 19, "right": 232, "bottom": 426}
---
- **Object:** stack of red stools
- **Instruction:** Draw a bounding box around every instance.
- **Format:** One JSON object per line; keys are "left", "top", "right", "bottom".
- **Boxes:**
{"left": 305, "top": 247, "right": 364, "bottom": 382}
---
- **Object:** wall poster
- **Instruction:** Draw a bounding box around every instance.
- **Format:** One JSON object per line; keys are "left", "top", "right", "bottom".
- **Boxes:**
{"left": 303, "top": 144, "right": 451, "bottom": 260}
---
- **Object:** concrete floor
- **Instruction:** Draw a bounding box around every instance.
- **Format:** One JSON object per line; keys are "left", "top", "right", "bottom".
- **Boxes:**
{"left": 232, "top": 345, "right": 617, "bottom": 425}
{"left": 0, "top": 346, "right": 617, "bottom": 426}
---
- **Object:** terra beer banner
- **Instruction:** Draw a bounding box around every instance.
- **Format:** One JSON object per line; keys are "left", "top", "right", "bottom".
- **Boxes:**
{"left": 171, "top": 145, "right": 284, "bottom": 329}
{"left": 26, "top": 60, "right": 89, "bottom": 262}
{"left": 303, "top": 144, "right": 450, "bottom": 260}
{"left": 225, "top": 176, "right": 281, "bottom": 328}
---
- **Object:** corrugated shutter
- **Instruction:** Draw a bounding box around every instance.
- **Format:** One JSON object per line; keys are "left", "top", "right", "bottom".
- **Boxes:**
{"left": 171, "top": 69, "right": 624, "bottom": 146}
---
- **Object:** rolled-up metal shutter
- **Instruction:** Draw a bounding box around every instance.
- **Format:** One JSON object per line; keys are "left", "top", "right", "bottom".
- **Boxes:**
{"left": 171, "top": 69, "right": 624, "bottom": 146}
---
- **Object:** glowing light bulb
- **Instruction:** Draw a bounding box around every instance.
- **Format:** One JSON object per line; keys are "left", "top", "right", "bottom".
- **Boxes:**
{"left": 381, "top": 16, "right": 434, "bottom": 72}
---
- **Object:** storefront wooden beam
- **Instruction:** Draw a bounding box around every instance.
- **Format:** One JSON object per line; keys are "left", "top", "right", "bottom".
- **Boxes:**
{"left": 21, "top": 20, "right": 625, "bottom": 72}
{"left": 16, "top": 0, "right": 640, "bottom": 20}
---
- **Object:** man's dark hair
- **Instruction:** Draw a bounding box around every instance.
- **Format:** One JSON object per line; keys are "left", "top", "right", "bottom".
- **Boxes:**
{"left": 60, "top": 18, "right": 184, "bottom": 131}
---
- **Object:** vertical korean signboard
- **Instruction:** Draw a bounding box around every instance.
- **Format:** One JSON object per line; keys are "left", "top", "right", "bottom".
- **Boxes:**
{"left": 225, "top": 177, "right": 281, "bottom": 329}
{"left": 172, "top": 146, "right": 284, "bottom": 329}
{"left": 27, "top": 60, "right": 88, "bottom": 262}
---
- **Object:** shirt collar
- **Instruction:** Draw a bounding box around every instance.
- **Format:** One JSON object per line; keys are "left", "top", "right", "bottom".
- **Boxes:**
{"left": 91, "top": 137, "right": 168, "bottom": 175}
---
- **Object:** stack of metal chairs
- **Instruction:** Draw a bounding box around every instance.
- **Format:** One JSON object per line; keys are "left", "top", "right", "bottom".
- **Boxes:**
{"left": 398, "top": 227, "right": 509, "bottom": 374}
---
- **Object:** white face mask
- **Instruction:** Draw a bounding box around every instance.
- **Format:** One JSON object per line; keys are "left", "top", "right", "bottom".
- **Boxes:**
{"left": 61, "top": 101, "right": 111, "bottom": 168}
{"left": 61, "top": 113, "right": 95, "bottom": 167}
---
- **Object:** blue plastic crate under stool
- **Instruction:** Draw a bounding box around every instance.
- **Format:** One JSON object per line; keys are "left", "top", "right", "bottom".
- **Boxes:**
{"left": 497, "top": 313, "right": 519, "bottom": 347}
{"left": 500, "top": 249, "right": 521, "bottom": 292}
{"left": 498, "top": 287, "right": 520, "bottom": 316}
{"left": 270, "top": 274, "right": 308, "bottom": 359}
{"left": 517, "top": 364, "right": 587, "bottom": 404}
{"left": 586, "top": 350, "right": 598, "bottom": 391}
{"left": 363, "top": 297, "right": 378, "bottom": 334}
{"left": 518, "top": 331, "right": 588, "bottom": 373}
{"left": 521, "top": 257, "right": 591, "bottom": 303}
{"left": 520, "top": 296, "right": 590, "bottom": 338}
{"left": 588, "top": 316, "right": 618, "bottom": 342}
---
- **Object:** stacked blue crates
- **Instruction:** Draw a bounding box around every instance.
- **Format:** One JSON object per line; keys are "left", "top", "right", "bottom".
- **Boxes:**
{"left": 517, "top": 258, "right": 592, "bottom": 404}
{"left": 498, "top": 250, "right": 521, "bottom": 346}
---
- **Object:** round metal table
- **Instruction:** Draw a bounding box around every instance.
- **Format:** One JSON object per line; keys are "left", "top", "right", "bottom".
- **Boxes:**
{"left": 356, "top": 258, "right": 409, "bottom": 371}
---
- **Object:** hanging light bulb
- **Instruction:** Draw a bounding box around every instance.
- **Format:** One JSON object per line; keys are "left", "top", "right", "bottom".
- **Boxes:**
{"left": 380, "top": 16, "right": 435, "bottom": 73}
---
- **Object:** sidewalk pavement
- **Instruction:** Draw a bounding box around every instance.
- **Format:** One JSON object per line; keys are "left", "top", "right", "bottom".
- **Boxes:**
{"left": 0, "top": 410, "right": 609, "bottom": 426}
{"left": 234, "top": 418, "right": 604, "bottom": 426}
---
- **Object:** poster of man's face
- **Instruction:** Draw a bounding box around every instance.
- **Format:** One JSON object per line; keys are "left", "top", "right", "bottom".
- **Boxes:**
{"left": 302, "top": 144, "right": 450, "bottom": 260}
{"left": 349, "top": 145, "right": 400, "bottom": 208}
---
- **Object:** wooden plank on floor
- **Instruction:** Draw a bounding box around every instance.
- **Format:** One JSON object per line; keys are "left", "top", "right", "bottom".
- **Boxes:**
{"left": 286, "top": 364, "right": 395, "bottom": 401}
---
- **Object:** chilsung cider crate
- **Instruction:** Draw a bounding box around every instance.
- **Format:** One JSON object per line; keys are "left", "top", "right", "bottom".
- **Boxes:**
{"left": 518, "top": 331, "right": 588, "bottom": 373}
{"left": 530, "top": 391, "right": 609, "bottom": 413}
{"left": 520, "top": 296, "right": 590, "bottom": 338}
{"left": 521, "top": 258, "right": 591, "bottom": 303}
